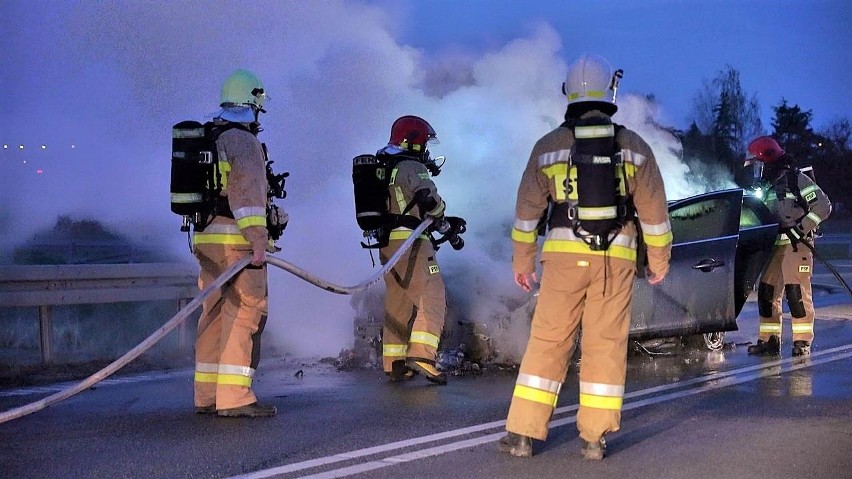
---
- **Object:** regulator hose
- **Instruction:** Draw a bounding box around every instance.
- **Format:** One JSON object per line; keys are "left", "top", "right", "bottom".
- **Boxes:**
{"left": 0, "top": 219, "right": 431, "bottom": 424}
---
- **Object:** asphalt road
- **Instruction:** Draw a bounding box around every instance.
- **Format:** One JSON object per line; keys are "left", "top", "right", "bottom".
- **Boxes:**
{"left": 1, "top": 265, "right": 851, "bottom": 479}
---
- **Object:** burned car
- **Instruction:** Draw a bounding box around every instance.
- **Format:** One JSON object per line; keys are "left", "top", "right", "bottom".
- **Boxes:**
{"left": 460, "top": 188, "right": 778, "bottom": 361}
{"left": 629, "top": 187, "right": 777, "bottom": 349}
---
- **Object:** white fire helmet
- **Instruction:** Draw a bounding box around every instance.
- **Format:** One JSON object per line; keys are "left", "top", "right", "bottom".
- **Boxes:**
{"left": 562, "top": 54, "right": 620, "bottom": 115}
{"left": 220, "top": 69, "right": 268, "bottom": 111}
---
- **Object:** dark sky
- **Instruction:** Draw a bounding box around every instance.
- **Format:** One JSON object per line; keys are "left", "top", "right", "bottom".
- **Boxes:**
{"left": 1, "top": 0, "right": 848, "bottom": 356}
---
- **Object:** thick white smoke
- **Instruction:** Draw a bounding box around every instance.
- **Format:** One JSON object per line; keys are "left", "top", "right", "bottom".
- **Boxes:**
{"left": 0, "top": 2, "right": 723, "bottom": 358}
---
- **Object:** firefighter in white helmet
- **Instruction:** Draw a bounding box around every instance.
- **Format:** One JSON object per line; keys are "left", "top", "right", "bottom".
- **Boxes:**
{"left": 745, "top": 136, "right": 831, "bottom": 356}
{"left": 498, "top": 54, "right": 672, "bottom": 459}
{"left": 192, "top": 69, "right": 284, "bottom": 418}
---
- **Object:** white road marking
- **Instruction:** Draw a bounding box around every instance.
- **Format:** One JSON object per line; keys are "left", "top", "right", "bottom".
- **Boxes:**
{"left": 228, "top": 343, "right": 852, "bottom": 479}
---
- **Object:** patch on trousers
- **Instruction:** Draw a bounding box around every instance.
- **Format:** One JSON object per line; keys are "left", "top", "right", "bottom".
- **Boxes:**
{"left": 798, "top": 265, "right": 810, "bottom": 273}
{"left": 429, "top": 265, "right": 440, "bottom": 274}
{"left": 577, "top": 260, "right": 590, "bottom": 267}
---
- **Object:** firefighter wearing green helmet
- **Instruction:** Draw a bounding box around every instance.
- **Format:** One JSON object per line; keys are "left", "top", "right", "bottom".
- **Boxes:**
{"left": 192, "top": 69, "right": 284, "bottom": 418}
{"left": 498, "top": 54, "right": 672, "bottom": 460}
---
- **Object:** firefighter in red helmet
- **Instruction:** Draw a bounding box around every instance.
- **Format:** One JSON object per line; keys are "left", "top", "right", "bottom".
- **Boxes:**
{"left": 375, "top": 115, "right": 464, "bottom": 385}
{"left": 745, "top": 136, "right": 832, "bottom": 356}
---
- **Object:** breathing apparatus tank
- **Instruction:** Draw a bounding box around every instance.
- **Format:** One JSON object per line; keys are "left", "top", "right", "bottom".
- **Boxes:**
{"left": 170, "top": 121, "right": 219, "bottom": 231}
{"left": 352, "top": 154, "right": 390, "bottom": 232}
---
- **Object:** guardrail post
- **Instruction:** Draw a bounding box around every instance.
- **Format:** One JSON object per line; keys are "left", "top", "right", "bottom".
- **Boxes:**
{"left": 38, "top": 305, "right": 53, "bottom": 365}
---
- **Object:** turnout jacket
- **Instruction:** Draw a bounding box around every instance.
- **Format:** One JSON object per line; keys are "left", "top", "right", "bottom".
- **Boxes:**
{"left": 511, "top": 112, "right": 672, "bottom": 276}
{"left": 386, "top": 157, "right": 445, "bottom": 241}
{"left": 763, "top": 164, "right": 831, "bottom": 246}
{"left": 193, "top": 125, "right": 270, "bottom": 250}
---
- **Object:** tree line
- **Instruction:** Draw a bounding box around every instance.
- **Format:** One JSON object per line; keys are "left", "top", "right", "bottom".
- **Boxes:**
{"left": 674, "top": 65, "right": 850, "bottom": 217}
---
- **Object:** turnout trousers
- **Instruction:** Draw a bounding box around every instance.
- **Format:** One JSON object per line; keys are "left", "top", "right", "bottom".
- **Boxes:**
{"left": 757, "top": 243, "right": 815, "bottom": 343}
{"left": 506, "top": 255, "right": 634, "bottom": 443}
{"left": 194, "top": 243, "right": 268, "bottom": 410}
{"left": 380, "top": 237, "right": 446, "bottom": 373}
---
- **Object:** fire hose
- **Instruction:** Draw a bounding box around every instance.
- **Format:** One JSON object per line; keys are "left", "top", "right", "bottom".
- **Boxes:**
{"left": 0, "top": 219, "right": 432, "bottom": 425}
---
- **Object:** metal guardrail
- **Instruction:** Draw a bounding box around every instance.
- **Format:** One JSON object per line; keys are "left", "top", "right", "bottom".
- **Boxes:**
{"left": 0, "top": 263, "right": 199, "bottom": 364}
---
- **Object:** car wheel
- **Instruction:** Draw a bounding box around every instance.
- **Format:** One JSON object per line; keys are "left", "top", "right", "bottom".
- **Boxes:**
{"left": 702, "top": 332, "right": 725, "bottom": 351}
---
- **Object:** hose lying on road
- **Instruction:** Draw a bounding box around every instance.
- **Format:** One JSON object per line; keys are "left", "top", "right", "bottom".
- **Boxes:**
{"left": 0, "top": 219, "right": 431, "bottom": 425}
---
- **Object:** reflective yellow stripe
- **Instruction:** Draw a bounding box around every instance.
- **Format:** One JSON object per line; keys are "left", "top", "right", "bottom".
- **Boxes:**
{"left": 217, "top": 373, "right": 253, "bottom": 387}
{"left": 579, "top": 393, "right": 623, "bottom": 410}
{"left": 383, "top": 344, "right": 408, "bottom": 357}
{"left": 759, "top": 323, "right": 782, "bottom": 333}
{"left": 568, "top": 89, "right": 606, "bottom": 100}
{"left": 577, "top": 206, "right": 617, "bottom": 220}
{"left": 236, "top": 216, "right": 267, "bottom": 229}
{"left": 543, "top": 240, "right": 637, "bottom": 261}
{"left": 389, "top": 230, "right": 429, "bottom": 241}
{"left": 410, "top": 331, "right": 440, "bottom": 349}
{"left": 194, "top": 372, "right": 217, "bottom": 383}
{"left": 193, "top": 233, "right": 250, "bottom": 245}
{"left": 427, "top": 201, "right": 445, "bottom": 217}
{"left": 513, "top": 384, "right": 559, "bottom": 407}
{"left": 219, "top": 161, "right": 230, "bottom": 189}
{"left": 791, "top": 323, "right": 813, "bottom": 333}
{"left": 512, "top": 228, "right": 537, "bottom": 244}
{"left": 643, "top": 231, "right": 673, "bottom": 247}
{"left": 775, "top": 235, "right": 791, "bottom": 246}
{"left": 541, "top": 163, "right": 568, "bottom": 201}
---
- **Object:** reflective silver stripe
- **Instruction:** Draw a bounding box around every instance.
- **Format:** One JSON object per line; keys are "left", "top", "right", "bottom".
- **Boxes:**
{"left": 639, "top": 219, "right": 672, "bottom": 235}
{"left": 574, "top": 124, "right": 614, "bottom": 139}
{"left": 538, "top": 149, "right": 571, "bottom": 167}
{"left": 173, "top": 151, "right": 187, "bottom": 159}
{"left": 195, "top": 362, "right": 218, "bottom": 373}
{"left": 233, "top": 206, "right": 267, "bottom": 220}
{"left": 219, "top": 364, "right": 255, "bottom": 378}
{"left": 171, "top": 192, "right": 203, "bottom": 203}
{"left": 173, "top": 127, "right": 205, "bottom": 139}
{"left": 199, "top": 223, "right": 241, "bottom": 235}
{"left": 547, "top": 227, "right": 637, "bottom": 249}
{"left": 579, "top": 381, "right": 624, "bottom": 397}
{"left": 806, "top": 212, "right": 823, "bottom": 225}
{"left": 577, "top": 206, "right": 617, "bottom": 220}
{"left": 514, "top": 218, "right": 540, "bottom": 232}
{"left": 621, "top": 149, "right": 646, "bottom": 166}
{"left": 516, "top": 373, "right": 562, "bottom": 394}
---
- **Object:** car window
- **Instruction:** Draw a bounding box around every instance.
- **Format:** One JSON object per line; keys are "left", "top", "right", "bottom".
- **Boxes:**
{"left": 669, "top": 196, "right": 738, "bottom": 243}
{"left": 740, "top": 194, "right": 777, "bottom": 229}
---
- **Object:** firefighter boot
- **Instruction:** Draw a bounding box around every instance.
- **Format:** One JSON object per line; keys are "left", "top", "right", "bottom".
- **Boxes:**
{"left": 581, "top": 437, "right": 607, "bottom": 460}
{"left": 217, "top": 402, "right": 277, "bottom": 418}
{"left": 498, "top": 432, "right": 533, "bottom": 458}
{"left": 194, "top": 405, "right": 216, "bottom": 415}
{"left": 387, "top": 360, "right": 417, "bottom": 382}
{"left": 406, "top": 358, "right": 448, "bottom": 385}
{"left": 792, "top": 340, "right": 812, "bottom": 356}
{"left": 747, "top": 335, "right": 780, "bottom": 356}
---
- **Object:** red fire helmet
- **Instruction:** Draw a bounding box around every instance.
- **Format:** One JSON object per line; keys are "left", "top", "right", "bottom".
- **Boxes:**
{"left": 388, "top": 115, "right": 438, "bottom": 153}
{"left": 747, "top": 136, "right": 785, "bottom": 163}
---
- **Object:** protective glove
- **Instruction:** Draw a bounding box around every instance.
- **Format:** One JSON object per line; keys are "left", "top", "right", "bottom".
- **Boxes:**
{"left": 445, "top": 216, "right": 467, "bottom": 235}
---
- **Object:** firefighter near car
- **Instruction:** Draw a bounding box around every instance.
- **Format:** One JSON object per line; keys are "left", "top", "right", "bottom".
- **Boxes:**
{"left": 744, "top": 136, "right": 834, "bottom": 357}
{"left": 351, "top": 115, "right": 466, "bottom": 385}
{"left": 498, "top": 54, "right": 673, "bottom": 460}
